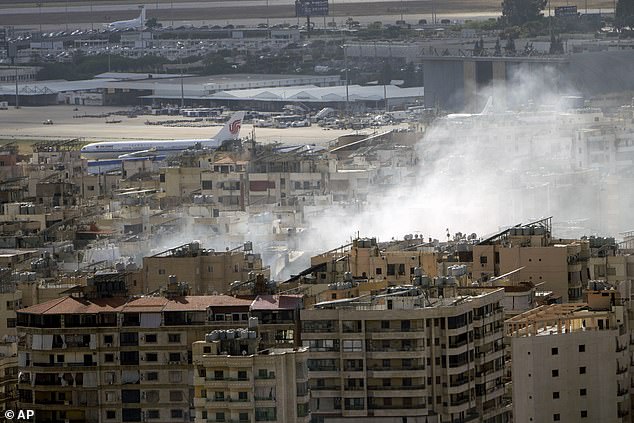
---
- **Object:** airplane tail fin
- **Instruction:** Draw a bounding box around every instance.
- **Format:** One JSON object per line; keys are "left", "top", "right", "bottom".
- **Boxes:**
{"left": 480, "top": 96, "right": 493, "bottom": 115}
{"left": 139, "top": 6, "right": 146, "bottom": 25}
{"left": 215, "top": 111, "right": 246, "bottom": 142}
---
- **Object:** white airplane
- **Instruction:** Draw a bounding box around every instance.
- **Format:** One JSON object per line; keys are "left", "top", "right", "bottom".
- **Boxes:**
{"left": 445, "top": 97, "right": 493, "bottom": 120}
{"left": 80, "top": 111, "right": 245, "bottom": 159}
{"left": 106, "top": 6, "right": 146, "bottom": 31}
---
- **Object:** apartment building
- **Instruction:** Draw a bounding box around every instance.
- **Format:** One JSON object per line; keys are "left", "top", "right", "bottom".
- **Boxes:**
{"left": 16, "top": 286, "right": 301, "bottom": 423}
{"left": 0, "top": 279, "right": 22, "bottom": 340}
{"left": 310, "top": 237, "right": 439, "bottom": 285}
{"left": 192, "top": 330, "right": 309, "bottom": 423}
{"left": 0, "top": 342, "right": 18, "bottom": 415}
{"left": 472, "top": 217, "right": 589, "bottom": 302}
{"left": 139, "top": 241, "right": 270, "bottom": 295}
{"left": 506, "top": 300, "right": 631, "bottom": 423}
{"left": 301, "top": 285, "right": 510, "bottom": 423}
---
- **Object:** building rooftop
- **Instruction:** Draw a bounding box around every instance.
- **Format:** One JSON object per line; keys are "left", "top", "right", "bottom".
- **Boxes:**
{"left": 17, "top": 293, "right": 300, "bottom": 315}
{"left": 505, "top": 303, "right": 613, "bottom": 337}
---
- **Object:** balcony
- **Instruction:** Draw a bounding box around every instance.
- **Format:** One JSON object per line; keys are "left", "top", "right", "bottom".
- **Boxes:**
{"left": 366, "top": 385, "right": 426, "bottom": 397}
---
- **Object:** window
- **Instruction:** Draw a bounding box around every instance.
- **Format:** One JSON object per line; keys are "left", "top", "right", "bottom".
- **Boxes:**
{"left": 376, "top": 267, "right": 382, "bottom": 275}
{"left": 146, "top": 372, "right": 158, "bottom": 381}
{"left": 145, "top": 334, "right": 157, "bottom": 343}
{"left": 239, "top": 412, "right": 249, "bottom": 422}
{"left": 579, "top": 344, "right": 585, "bottom": 352}
{"left": 238, "top": 370, "right": 247, "bottom": 380}
{"left": 145, "top": 353, "right": 158, "bottom": 362}
{"left": 146, "top": 410, "right": 159, "bottom": 419}
{"left": 170, "top": 410, "right": 183, "bottom": 419}
{"left": 387, "top": 264, "right": 396, "bottom": 275}
{"left": 6, "top": 318, "right": 15, "bottom": 328}
{"left": 122, "top": 408, "right": 141, "bottom": 422}
{"left": 342, "top": 340, "right": 363, "bottom": 352}
{"left": 552, "top": 392, "right": 559, "bottom": 399}
{"left": 553, "top": 414, "right": 560, "bottom": 421}
{"left": 238, "top": 391, "right": 248, "bottom": 400}
{"left": 580, "top": 388, "right": 587, "bottom": 396}
{"left": 202, "top": 180, "right": 213, "bottom": 190}
{"left": 381, "top": 320, "right": 390, "bottom": 329}
{"left": 581, "top": 410, "right": 588, "bottom": 418}
{"left": 215, "top": 412, "right": 225, "bottom": 422}
{"left": 552, "top": 369, "right": 559, "bottom": 377}
{"left": 104, "top": 335, "right": 114, "bottom": 344}
{"left": 169, "top": 391, "right": 183, "bottom": 401}
{"left": 169, "top": 371, "right": 182, "bottom": 383}
{"left": 579, "top": 366, "right": 586, "bottom": 374}
{"left": 105, "top": 353, "right": 114, "bottom": 363}
{"left": 551, "top": 347, "right": 558, "bottom": 355}
{"left": 168, "top": 334, "right": 181, "bottom": 343}
{"left": 480, "top": 256, "right": 488, "bottom": 264}
{"left": 382, "top": 378, "right": 391, "bottom": 387}
{"left": 120, "top": 351, "right": 139, "bottom": 365}
{"left": 215, "top": 371, "right": 224, "bottom": 380}
{"left": 168, "top": 353, "right": 181, "bottom": 362}
{"left": 106, "top": 410, "right": 116, "bottom": 419}
{"left": 120, "top": 332, "right": 138, "bottom": 346}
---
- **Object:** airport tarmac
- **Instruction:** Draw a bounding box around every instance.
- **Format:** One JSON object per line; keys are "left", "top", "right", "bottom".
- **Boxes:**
{"left": 0, "top": 105, "right": 407, "bottom": 152}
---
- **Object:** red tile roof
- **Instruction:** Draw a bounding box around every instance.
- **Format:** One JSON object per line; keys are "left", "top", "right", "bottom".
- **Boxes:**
{"left": 249, "top": 295, "right": 303, "bottom": 311}
{"left": 19, "top": 294, "right": 263, "bottom": 315}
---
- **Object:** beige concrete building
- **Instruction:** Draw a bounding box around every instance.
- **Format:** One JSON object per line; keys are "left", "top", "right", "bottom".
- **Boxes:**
{"left": 310, "top": 238, "right": 439, "bottom": 285}
{"left": 301, "top": 286, "right": 510, "bottom": 423}
{"left": 138, "top": 241, "right": 269, "bottom": 295}
{"left": 506, "top": 302, "right": 631, "bottom": 423}
{"left": 0, "top": 280, "right": 22, "bottom": 341}
{"left": 192, "top": 331, "right": 309, "bottom": 423}
{"left": 16, "top": 287, "right": 301, "bottom": 423}
{"left": 473, "top": 218, "right": 589, "bottom": 302}
{"left": 0, "top": 342, "right": 18, "bottom": 415}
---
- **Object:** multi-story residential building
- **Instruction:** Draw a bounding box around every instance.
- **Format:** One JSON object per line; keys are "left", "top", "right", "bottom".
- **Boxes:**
{"left": 0, "top": 342, "right": 18, "bottom": 415}
{"left": 309, "top": 237, "right": 439, "bottom": 285}
{"left": 192, "top": 330, "right": 309, "bottom": 423}
{"left": 506, "top": 299, "right": 631, "bottom": 423}
{"left": 16, "top": 284, "right": 301, "bottom": 423}
{"left": 301, "top": 285, "right": 510, "bottom": 423}
{"left": 472, "top": 217, "right": 590, "bottom": 302}
{"left": 139, "top": 241, "right": 270, "bottom": 295}
{"left": 0, "top": 278, "right": 22, "bottom": 340}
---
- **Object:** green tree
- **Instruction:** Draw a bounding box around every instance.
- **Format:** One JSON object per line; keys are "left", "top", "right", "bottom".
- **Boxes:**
{"left": 616, "top": 0, "right": 634, "bottom": 29}
{"left": 500, "top": 0, "right": 547, "bottom": 26}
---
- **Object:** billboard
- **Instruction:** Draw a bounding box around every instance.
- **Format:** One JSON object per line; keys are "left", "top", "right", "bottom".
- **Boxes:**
{"left": 295, "top": 0, "right": 329, "bottom": 17}
{"left": 555, "top": 5, "right": 578, "bottom": 16}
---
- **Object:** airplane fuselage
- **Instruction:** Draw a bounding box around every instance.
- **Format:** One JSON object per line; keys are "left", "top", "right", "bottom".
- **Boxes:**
{"left": 80, "top": 139, "right": 220, "bottom": 159}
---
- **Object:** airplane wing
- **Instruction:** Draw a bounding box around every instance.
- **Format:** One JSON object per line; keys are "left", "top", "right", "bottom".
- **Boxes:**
{"left": 118, "top": 148, "right": 158, "bottom": 159}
